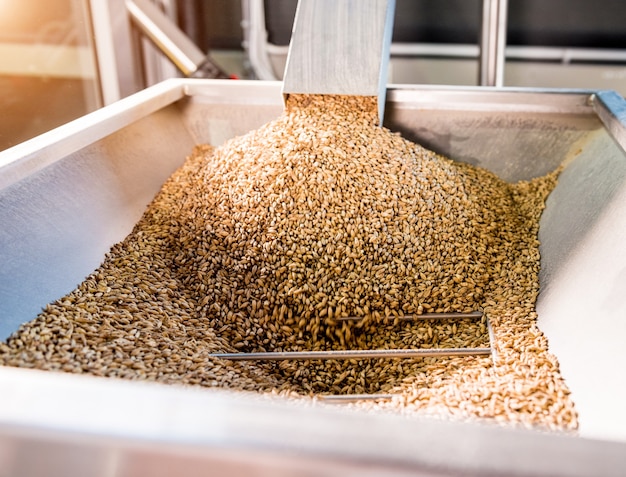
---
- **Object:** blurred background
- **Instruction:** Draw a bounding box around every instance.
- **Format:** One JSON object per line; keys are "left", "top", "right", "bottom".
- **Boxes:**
{"left": 1, "top": 0, "right": 625, "bottom": 152}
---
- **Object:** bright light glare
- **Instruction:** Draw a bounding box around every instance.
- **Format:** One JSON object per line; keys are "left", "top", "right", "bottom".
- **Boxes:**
{"left": 0, "top": 1, "right": 39, "bottom": 34}
{"left": 0, "top": 0, "right": 22, "bottom": 18}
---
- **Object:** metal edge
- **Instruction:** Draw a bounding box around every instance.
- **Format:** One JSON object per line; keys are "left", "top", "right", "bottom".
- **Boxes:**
{"left": 208, "top": 347, "right": 492, "bottom": 361}
{"left": 377, "top": 0, "right": 396, "bottom": 124}
{"left": 182, "top": 78, "right": 284, "bottom": 105}
{"left": 188, "top": 81, "right": 602, "bottom": 116}
{"left": 317, "top": 394, "right": 393, "bottom": 402}
{"left": 591, "top": 90, "right": 626, "bottom": 154}
{"left": 386, "top": 84, "right": 598, "bottom": 114}
{"left": 1, "top": 79, "right": 609, "bottom": 192}
{"left": 0, "top": 78, "right": 187, "bottom": 191}
{"left": 0, "top": 78, "right": 283, "bottom": 191}
{"left": 0, "top": 365, "right": 624, "bottom": 477}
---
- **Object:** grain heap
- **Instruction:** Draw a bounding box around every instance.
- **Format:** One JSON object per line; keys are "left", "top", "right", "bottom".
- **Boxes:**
{"left": 0, "top": 93, "right": 577, "bottom": 431}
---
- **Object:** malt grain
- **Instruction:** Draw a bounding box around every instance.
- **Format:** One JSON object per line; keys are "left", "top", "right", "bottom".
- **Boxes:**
{"left": 0, "top": 94, "right": 576, "bottom": 431}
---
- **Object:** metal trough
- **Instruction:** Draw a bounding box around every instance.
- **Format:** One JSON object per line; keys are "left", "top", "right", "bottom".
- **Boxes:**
{"left": 1, "top": 79, "right": 626, "bottom": 475}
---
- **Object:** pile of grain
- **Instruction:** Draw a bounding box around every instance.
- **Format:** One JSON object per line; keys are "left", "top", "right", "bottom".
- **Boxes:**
{"left": 0, "top": 94, "right": 577, "bottom": 431}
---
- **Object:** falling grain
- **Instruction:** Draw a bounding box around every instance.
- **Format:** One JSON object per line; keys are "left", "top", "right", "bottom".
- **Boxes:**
{"left": 0, "top": 93, "right": 576, "bottom": 432}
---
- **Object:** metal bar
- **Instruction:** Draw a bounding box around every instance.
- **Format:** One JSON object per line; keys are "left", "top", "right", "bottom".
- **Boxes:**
{"left": 126, "top": 0, "right": 206, "bottom": 76}
{"left": 335, "top": 311, "right": 483, "bottom": 321}
{"left": 479, "top": 0, "right": 508, "bottom": 87}
{"left": 486, "top": 315, "right": 498, "bottom": 366}
{"left": 385, "top": 86, "right": 596, "bottom": 116}
{"left": 318, "top": 394, "right": 393, "bottom": 403}
{"left": 243, "top": 0, "right": 281, "bottom": 80}
{"left": 209, "top": 347, "right": 492, "bottom": 361}
{"left": 266, "top": 42, "right": 626, "bottom": 64}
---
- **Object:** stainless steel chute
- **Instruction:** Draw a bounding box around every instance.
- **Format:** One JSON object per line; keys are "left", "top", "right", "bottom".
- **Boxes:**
{"left": 1, "top": 79, "right": 626, "bottom": 475}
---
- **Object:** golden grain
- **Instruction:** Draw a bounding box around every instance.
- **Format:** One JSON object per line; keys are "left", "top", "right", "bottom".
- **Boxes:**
{"left": 0, "top": 93, "right": 575, "bottom": 432}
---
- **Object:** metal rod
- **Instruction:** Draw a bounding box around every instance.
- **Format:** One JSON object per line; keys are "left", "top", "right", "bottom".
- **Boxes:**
{"left": 126, "top": 0, "right": 206, "bottom": 76}
{"left": 486, "top": 315, "right": 498, "bottom": 366}
{"left": 479, "top": 0, "right": 508, "bottom": 86}
{"left": 335, "top": 311, "right": 483, "bottom": 321}
{"left": 318, "top": 394, "right": 393, "bottom": 403}
{"left": 209, "top": 347, "right": 492, "bottom": 361}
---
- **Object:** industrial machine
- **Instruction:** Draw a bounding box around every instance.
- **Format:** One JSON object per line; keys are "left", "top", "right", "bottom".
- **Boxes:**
{"left": 1, "top": 1, "right": 626, "bottom": 475}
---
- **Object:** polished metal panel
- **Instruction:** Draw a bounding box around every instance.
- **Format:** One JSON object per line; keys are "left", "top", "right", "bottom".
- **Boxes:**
{"left": 535, "top": 111, "right": 626, "bottom": 440}
{"left": 1, "top": 79, "right": 626, "bottom": 474}
{"left": 282, "top": 0, "right": 395, "bottom": 123}
{"left": 0, "top": 366, "right": 625, "bottom": 477}
{"left": 384, "top": 86, "right": 601, "bottom": 182}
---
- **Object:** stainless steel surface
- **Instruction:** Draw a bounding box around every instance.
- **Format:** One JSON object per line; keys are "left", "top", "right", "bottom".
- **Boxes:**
{"left": 0, "top": 81, "right": 186, "bottom": 190}
{"left": 282, "top": 0, "right": 395, "bottom": 123}
{"left": 0, "top": 80, "right": 281, "bottom": 339}
{"left": 2, "top": 79, "right": 626, "bottom": 473}
{"left": 209, "top": 347, "right": 492, "bottom": 361}
{"left": 126, "top": 0, "right": 206, "bottom": 77}
{"left": 1, "top": 366, "right": 625, "bottom": 477}
{"left": 384, "top": 86, "right": 598, "bottom": 182}
{"left": 535, "top": 88, "right": 626, "bottom": 441}
{"left": 481, "top": 0, "right": 508, "bottom": 87}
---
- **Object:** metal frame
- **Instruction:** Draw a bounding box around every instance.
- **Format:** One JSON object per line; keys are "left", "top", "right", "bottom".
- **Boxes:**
{"left": 89, "top": 0, "right": 145, "bottom": 105}
{"left": 2, "top": 79, "right": 624, "bottom": 191}
{"left": 243, "top": 0, "right": 626, "bottom": 91}
{"left": 479, "top": 0, "right": 508, "bottom": 86}
{"left": 1, "top": 79, "right": 626, "bottom": 475}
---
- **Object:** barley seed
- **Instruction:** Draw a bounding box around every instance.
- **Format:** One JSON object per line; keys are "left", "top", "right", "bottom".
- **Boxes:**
{"left": 0, "top": 94, "right": 576, "bottom": 432}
